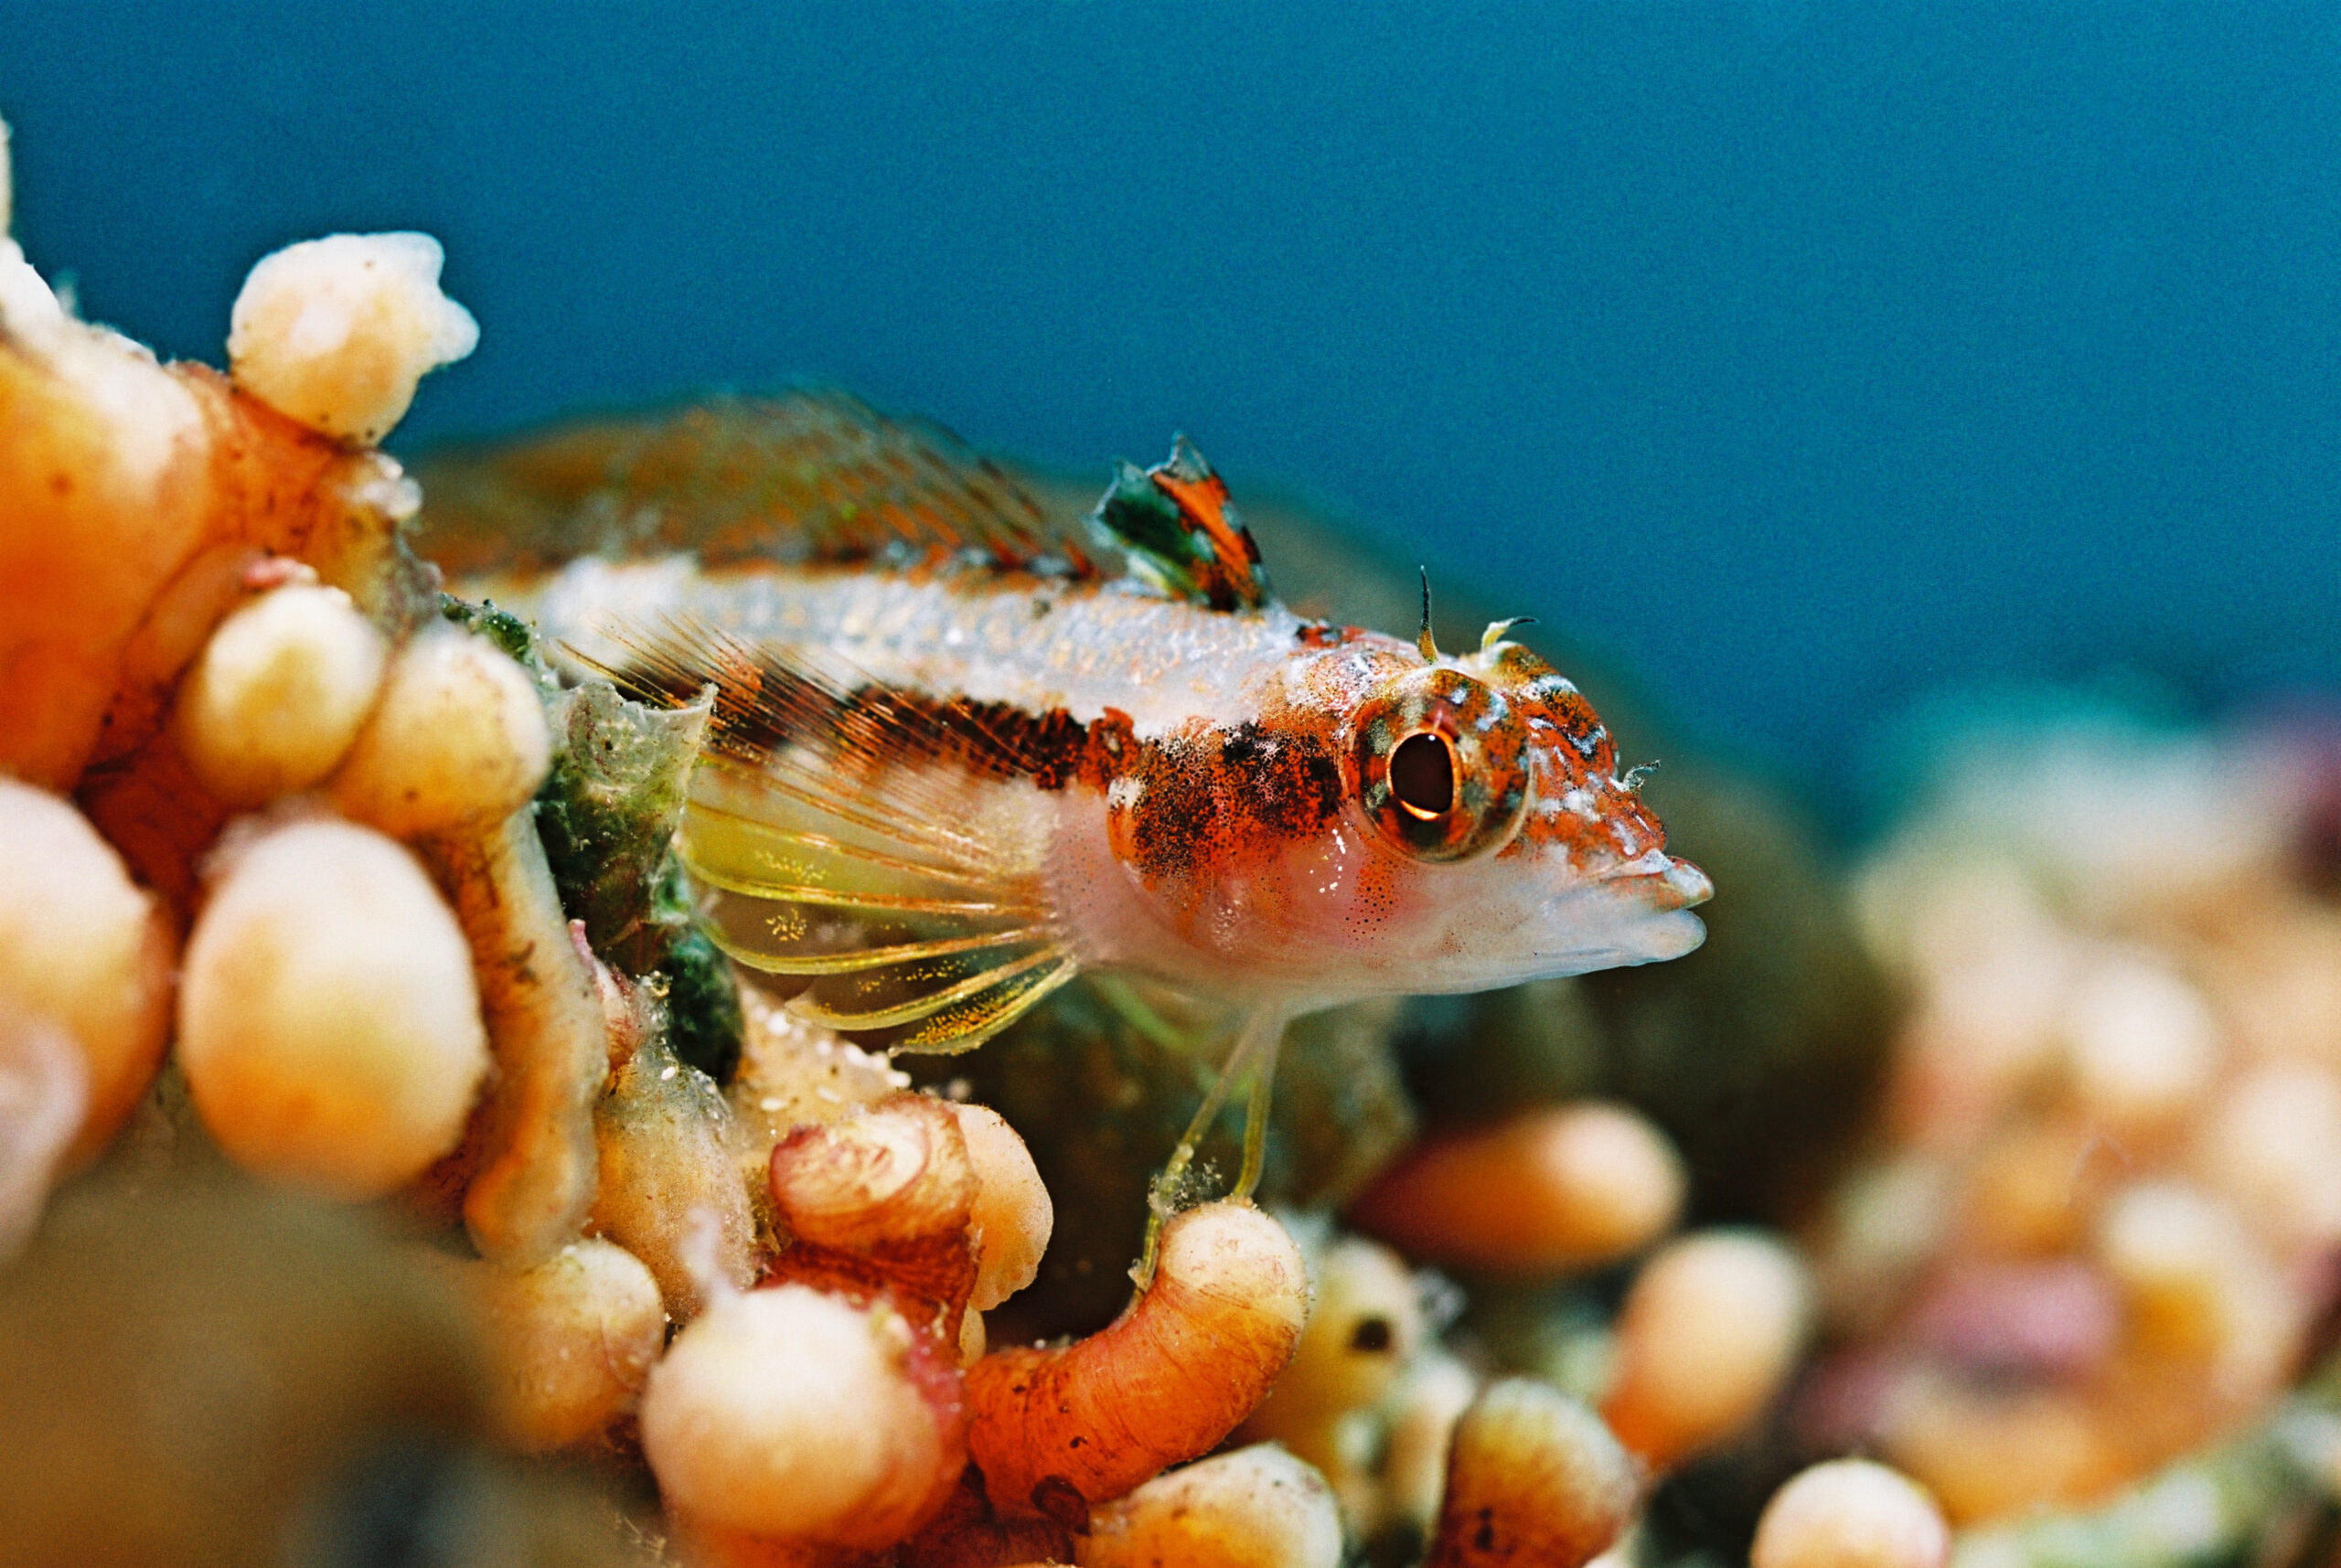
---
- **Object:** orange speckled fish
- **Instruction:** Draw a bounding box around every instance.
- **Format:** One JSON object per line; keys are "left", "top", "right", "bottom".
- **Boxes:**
{"left": 495, "top": 391, "right": 1711, "bottom": 1221}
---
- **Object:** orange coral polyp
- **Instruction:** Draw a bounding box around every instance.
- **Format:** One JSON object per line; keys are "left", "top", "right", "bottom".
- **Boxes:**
{"left": 966, "top": 1200, "right": 1309, "bottom": 1520}
{"left": 1427, "top": 1378, "right": 1641, "bottom": 1568}
{"left": 766, "top": 1093, "right": 982, "bottom": 1330}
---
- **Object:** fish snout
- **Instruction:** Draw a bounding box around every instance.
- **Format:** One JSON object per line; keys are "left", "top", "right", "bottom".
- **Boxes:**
{"left": 1604, "top": 851, "right": 1713, "bottom": 912}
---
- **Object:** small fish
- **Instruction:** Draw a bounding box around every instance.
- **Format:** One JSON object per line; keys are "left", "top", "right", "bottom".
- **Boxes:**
{"left": 454, "top": 392, "right": 1710, "bottom": 1214}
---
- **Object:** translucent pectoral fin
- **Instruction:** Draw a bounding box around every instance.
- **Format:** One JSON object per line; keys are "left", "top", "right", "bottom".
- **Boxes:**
{"left": 676, "top": 760, "right": 1074, "bottom": 1055}
{"left": 592, "top": 624, "right": 1084, "bottom": 1056}
{"left": 837, "top": 948, "right": 1080, "bottom": 1055}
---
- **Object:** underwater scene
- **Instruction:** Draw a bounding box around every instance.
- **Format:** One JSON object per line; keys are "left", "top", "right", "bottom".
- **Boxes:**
{"left": 5, "top": 5, "right": 2341, "bottom": 1567}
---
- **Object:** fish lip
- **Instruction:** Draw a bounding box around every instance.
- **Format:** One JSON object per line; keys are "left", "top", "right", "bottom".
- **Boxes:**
{"left": 1598, "top": 851, "right": 1714, "bottom": 912}
{"left": 1502, "top": 859, "right": 1710, "bottom": 981}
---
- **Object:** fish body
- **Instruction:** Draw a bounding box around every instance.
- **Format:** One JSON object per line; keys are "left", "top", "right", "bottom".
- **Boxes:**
{"left": 491, "top": 394, "right": 1710, "bottom": 1054}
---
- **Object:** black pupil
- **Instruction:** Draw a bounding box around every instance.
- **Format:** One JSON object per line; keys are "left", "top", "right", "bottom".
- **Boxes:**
{"left": 1390, "top": 732, "right": 1455, "bottom": 816}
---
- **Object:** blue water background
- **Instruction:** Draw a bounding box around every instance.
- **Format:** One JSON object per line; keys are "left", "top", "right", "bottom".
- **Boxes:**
{"left": 5, "top": 3, "right": 2336, "bottom": 812}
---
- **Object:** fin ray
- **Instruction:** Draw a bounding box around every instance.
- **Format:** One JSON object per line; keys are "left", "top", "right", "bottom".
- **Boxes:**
{"left": 687, "top": 798, "right": 1006, "bottom": 891}
{"left": 723, "top": 925, "right": 1055, "bottom": 978}
{"left": 872, "top": 952, "right": 1080, "bottom": 1056}
{"left": 791, "top": 944, "right": 1067, "bottom": 1030}
{"left": 413, "top": 389, "right": 1097, "bottom": 581}
{"left": 687, "top": 867, "right": 1042, "bottom": 917}
{"left": 683, "top": 767, "right": 1001, "bottom": 889}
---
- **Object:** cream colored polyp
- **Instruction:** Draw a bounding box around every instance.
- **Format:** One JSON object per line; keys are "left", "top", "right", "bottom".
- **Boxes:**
{"left": 228, "top": 231, "right": 478, "bottom": 443}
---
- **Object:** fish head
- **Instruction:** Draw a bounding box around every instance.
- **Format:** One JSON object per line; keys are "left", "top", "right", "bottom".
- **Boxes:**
{"left": 1325, "top": 627, "right": 1710, "bottom": 993}
{"left": 1096, "top": 624, "right": 1710, "bottom": 1002}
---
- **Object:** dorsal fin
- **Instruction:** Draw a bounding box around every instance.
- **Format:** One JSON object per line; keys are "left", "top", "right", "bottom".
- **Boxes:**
{"left": 1089, "top": 435, "right": 1275, "bottom": 612}
{"left": 412, "top": 389, "right": 1097, "bottom": 581}
{"left": 414, "top": 391, "right": 1286, "bottom": 616}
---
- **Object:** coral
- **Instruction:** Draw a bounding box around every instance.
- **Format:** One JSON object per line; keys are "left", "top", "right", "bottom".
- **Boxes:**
{"left": 425, "top": 805, "right": 612, "bottom": 1265}
{"left": 1943, "top": 1367, "right": 2341, "bottom": 1568}
{"left": 765, "top": 1093, "right": 982, "bottom": 1333}
{"left": 451, "top": 1237, "right": 667, "bottom": 1453}
{"left": 967, "top": 1200, "right": 1309, "bottom": 1521}
{"left": 895, "top": 1467, "right": 1075, "bottom": 1568}
{"left": 1235, "top": 1226, "right": 1432, "bottom": 1535}
{"left": 1805, "top": 706, "right": 2341, "bottom": 1528}
{"left": 954, "top": 1103, "right": 1053, "bottom": 1313}
{"left": 0, "top": 1013, "right": 84, "bottom": 1258}
{"left": 172, "top": 578, "right": 389, "bottom": 805}
{"left": 331, "top": 621, "right": 551, "bottom": 837}
{"left": 1380, "top": 1350, "right": 1485, "bottom": 1539}
{"left": 226, "top": 231, "right": 478, "bottom": 445}
{"left": 1075, "top": 1444, "right": 1344, "bottom": 1568}
{"left": 1426, "top": 1378, "right": 1640, "bottom": 1568}
{"left": 1350, "top": 1101, "right": 1684, "bottom": 1275}
{"left": 724, "top": 984, "right": 912, "bottom": 1226}
{"left": 1237, "top": 1232, "right": 1426, "bottom": 1525}
{"left": 529, "top": 668, "right": 743, "bottom": 1083}
{"left": 1599, "top": 1230, "right": 1815, "bottom": 1471}
{"left": 896, "top": 979, "right": 1413, "bottom": 1342}
{"left": 0, "top": 777, "right": 172, "bottom": 1162}
{"left": 640, "top": 1283, "right": 965, "bottom": 1549}
{"left": 177, "top": 815, "right": 489, "bottom": 1200}
{"left": 0, "top": 240, "right": 435, "bottom": 799}
{"left": 593, "top": 1027, "right": 758, "bottom": 1319}
{"left": 1752, "top": 1462, "right": 1950, "bottom": 1568}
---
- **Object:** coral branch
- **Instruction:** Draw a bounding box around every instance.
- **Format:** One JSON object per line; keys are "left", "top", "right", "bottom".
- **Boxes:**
{"left": 967, "top": 1200, "right": 1309, "bottom": 1520}
{"left": 641, "top": 1283, "right": 967, "bottom": 1549}
{"left": 1427, "top": 1378, "right": 1640, "bottom": 1568}
{"left": 424, "top": 807, "right": 610, "bottom": 1265}
{"left": 0, "top": 1014, "right": 87, "bottom": 1258}
{"left": 766, "top": 1093, "right": 980, "bottom": 1330}
{"left": 1755, "top": 1461, "right": 1950, "bottom": 1568}
{"left": 171, "top": 581, "right": 387, "bottom": 805}
{"left": 953, "top": 1103, "right": 1053, "bottom": 1313}
{"left": 332, "top": 624, "right": 552, "bottom": 839}
{"left": 1599, "top": 1229, "right": 1813, "bottom": 1470}
{"left": 177, "top": 816, "right": 488, "bottom": 1199}
{"left": 226, "top": 232, "right": 477, "bottom": 447}
{"left": 593, "top": 1028, "right": 757, "bottom": 1319}
{"left": 445, "top": 1236, "right": 666, "bottom": 1452}
{"left": 1076, "top": 1444, "right": 1343, "bottom": 1568}
{"left": 1351, "top": 1102, "right": 1684, "bottom": 1275}
{"left": 1238, "top": 1233, "right": 1424, "bottom": 1526}
{"left": 0, "top": 779, "right": 172, "bottom": 1162}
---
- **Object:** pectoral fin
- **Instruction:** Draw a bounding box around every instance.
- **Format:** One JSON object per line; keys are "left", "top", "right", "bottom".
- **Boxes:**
{"left": 594, "top": 624, "right": 1080, "bottom": 1055}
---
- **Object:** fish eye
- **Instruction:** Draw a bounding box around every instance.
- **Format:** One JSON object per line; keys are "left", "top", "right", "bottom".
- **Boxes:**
{"left": 1389, "top": 731, "right": 1455, "bottom": 820}
{"left": 1348, "top": 668, "right": 1530, "bottom": 863}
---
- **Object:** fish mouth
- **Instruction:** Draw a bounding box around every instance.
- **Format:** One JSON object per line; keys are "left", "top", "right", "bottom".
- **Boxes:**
{"left": 1600, "top": 850, "right": 1714, "bottom": 912}
{"left": 1497, "top": 852, "right": 1711, "bottom": 983}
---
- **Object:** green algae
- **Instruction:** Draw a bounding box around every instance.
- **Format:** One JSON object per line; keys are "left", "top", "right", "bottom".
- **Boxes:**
{"left": 440, "top": 593, "right": 744, "bottom": 1084}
